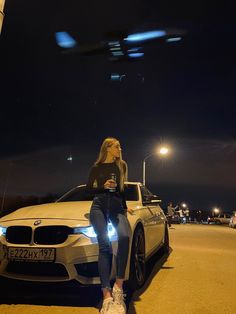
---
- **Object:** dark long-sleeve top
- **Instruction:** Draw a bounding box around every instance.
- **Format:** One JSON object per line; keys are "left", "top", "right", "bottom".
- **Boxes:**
{"left": 86, "top": 162, "right": 127, "bottom": 209}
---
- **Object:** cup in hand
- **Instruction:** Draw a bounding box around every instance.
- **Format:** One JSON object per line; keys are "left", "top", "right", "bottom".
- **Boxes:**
{"left": 104, "top": 173, "right": 117, "bottom": 192}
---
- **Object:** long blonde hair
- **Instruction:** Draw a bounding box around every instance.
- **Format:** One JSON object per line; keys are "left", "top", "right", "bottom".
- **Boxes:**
{"left": 95, "top": 137, "right": 128, "bottom": 191}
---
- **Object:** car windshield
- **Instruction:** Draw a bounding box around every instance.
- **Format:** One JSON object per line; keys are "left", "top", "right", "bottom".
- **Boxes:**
{"left": 57, "top": 184, "right": 139, "bottom": 202}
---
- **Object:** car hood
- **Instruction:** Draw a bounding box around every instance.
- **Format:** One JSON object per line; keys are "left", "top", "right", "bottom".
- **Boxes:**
{"left": 0, "top": 201, "right": 92, "bottom": 223}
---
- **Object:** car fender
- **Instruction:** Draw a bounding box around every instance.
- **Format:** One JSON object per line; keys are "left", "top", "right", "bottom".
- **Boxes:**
{"left": 125, "top": 215, "right": 144, "bottom": 279}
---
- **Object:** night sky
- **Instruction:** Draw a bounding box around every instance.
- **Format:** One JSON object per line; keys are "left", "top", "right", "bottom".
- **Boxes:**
{"left": 0, "top": 1, "right": 236, "bottom": 212}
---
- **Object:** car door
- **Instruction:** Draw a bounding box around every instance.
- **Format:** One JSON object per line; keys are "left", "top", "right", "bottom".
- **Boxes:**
{"left": 224, "top": 214, "right": 231, "bottom": 224}
{"left": 140, "top": 186, "right": 164, "bottom": 253}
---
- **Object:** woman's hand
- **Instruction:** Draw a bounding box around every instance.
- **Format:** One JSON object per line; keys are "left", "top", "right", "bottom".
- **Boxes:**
{"left": 104, "top": 179, "right": 117, "bottom": 189}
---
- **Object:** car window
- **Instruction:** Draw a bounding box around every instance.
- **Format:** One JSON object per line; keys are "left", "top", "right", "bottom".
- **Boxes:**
{"left": 57, "top": 186, "right": 94, "bottom": 202}
{"left": 140, "top": 185, "right": 155, "bottom": 205}
{"left": 57, "top": 184, "right": 139, "bottom": 202}
{"left": 124, "top": 184, "right": 139, "bottom": 201}
{"left": 140, "top": 186, "right": 153, "bottom": 198}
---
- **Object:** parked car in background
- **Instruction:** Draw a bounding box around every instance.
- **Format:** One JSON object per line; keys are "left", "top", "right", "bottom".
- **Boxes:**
{"left": 171, "top": 213, "right": 181, "bottom": 224}
{"left": 207, "top": 216, "right": 215, "bottom": 224}
{"left": 229, "top": 215, "right": 236, "bottom": 228}
{"left": 0, "top": 182, "right": 169, "bottom": 290}
{"left": 208, "top": 213, "right": 231, "bottom": 225}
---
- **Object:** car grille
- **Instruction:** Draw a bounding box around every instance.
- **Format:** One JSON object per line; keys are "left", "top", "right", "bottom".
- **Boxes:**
{"left": 6, "top": 225, "right": 74, "bottom": 245}
{"left": 6, "top": 261, "right": 68, "bottom": 277}
{"left": 34, "top": 226, "right": 73, "bottom": 244}
{"left": 6, "top": 226, "right": 32, "bottom": 244}
{"left": 75, "top": 262, "right": 99, "bottom": 277}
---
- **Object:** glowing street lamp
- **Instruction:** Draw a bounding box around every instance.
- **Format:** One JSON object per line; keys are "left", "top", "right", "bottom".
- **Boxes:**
{"left": 67, "top": 155, "right": 73, "bottom": 162}
{"left": 213, "top": 207, "right": 220, "bottom": 216}
{"left": 142, "top": 145, "right": 170, "bottom": 186}
{"left": 159, "top": 146, "right": 169, "bottom": 156}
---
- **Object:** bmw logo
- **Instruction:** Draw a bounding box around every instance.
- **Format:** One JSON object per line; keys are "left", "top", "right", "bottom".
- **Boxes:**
{"left": 34, "top": 220, "right": 42, "bottom": 226}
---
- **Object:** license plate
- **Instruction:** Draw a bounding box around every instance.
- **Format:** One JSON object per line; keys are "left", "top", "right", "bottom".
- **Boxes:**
{"left": 7, "top": 247, "right": 55, "bottom": 262}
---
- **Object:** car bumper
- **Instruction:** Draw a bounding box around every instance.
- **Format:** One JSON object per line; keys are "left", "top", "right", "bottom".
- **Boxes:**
{"left": 0, "top": 235, "right": 119, "bottom": 284}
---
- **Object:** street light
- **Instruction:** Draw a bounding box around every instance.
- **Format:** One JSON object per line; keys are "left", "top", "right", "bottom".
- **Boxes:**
{"left": 213, "top": 207, "right": 220, "bottom": 216}
{"left": 159, "top": 147, "right": 169, "bottom": 155}
{"left": 142, "top": 146, "right": 170, "bottom": 186}
{"left": 67, "top": 154, "right": 73, "bottom": 163}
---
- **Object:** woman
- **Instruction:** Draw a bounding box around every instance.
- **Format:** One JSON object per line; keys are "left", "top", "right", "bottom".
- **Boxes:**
{"left": 87, "top": 137, "right": 130, "bottom": 314}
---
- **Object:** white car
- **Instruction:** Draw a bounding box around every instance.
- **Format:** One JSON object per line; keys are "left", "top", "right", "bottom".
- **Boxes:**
{"left": 212, "top": 213, "right": 231, "bottom": 225}
{"left": 0, "top": 182, "right": 169, "bottom": 290}
{"left": 229, "top": 215, "right": 236, "bottom": 228}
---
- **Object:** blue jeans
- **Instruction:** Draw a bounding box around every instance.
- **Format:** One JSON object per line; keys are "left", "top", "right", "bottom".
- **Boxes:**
{"left": 90, "top": 193, "right": 130, "bottom": 290}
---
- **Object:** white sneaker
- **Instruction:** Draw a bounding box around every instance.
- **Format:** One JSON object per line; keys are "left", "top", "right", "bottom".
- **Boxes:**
{"left": 112, "top": 285, "right": 126, "bottom": 314}
{"left": 100, "top": 297, "right": 118, "bottom": 314}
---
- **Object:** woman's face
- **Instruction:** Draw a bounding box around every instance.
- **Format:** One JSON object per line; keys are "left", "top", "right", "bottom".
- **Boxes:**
{"left": 107, "top": 141, "right": 121, "bottom": 159}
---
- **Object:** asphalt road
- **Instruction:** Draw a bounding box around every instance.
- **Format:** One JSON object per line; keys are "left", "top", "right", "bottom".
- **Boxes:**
{"left": 0, "top": 224, "right": 235, "bottom": 314}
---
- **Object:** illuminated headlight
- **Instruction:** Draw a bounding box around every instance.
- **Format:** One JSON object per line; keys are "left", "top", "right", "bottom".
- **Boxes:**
{"left": 0, "top": 226, "right": 7, "bottom": 237}
{"left": 73, "top": 222, "right": 117, "bottom": 241}
{"left": 74, "top": 226, "right": 97, "bottom": 238}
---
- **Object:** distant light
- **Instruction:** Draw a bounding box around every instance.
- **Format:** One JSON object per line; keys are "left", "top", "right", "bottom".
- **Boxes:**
{"left": 159, "top": 147, "right": 169, "bottom": 155}
{"left": 111, "top": 73, "right": 120, "bottom": 81}
{"left": 128, "top": 47, "right": 142, "bottom": 52}
{"left": 125, "top": 30, "right": 166, "bottom": 42}
{"left": 110, "top": 73, "right": 126, "bottom": 82}
{"left": 55, "top": 32, "right": 77, "bottom": 48}
{"left": 110, "top": 47, "right": 121, "bottom": 51}
{"left": 108, "top": 41, "right": 120, "bottom": 47}
{"left": 111, "top": 51, "right": 124, "bottom": 56}
{"left": 67, "top": 155, "right": 73, "bottom": 162}
{"left": 213, "top": 207, "right": 220, "bottom": 214}
{"left": 166, "top": 37, "right": 182, "bottom": 43}
{"left": 128, "top": 52, "right": 144, "bottom": 58}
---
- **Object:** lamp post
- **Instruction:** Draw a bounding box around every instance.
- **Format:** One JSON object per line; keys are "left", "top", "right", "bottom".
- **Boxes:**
{"left": 142, "top": 146, "right": 169, "bottom": 186}
{"left": 142, "top": 153, "right": 153, "bottom": 186}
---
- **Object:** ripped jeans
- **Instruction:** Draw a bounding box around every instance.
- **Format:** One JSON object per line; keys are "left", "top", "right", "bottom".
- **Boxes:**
{"left": 90, "top": 193, "right": 130, "bottom": 290}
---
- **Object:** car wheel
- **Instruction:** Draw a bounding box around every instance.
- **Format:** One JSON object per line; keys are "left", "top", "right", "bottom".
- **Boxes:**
{"left": 163, "top": 223, "right": 170, "bottom": 254}
{"left": 128, "top": 226, "right": 146, "bottom": 290}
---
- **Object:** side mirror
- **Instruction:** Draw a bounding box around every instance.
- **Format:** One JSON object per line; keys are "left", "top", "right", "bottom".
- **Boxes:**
{"left": 143, "top": 195, "right": 162, "bottom": 205}
{"left": 151, "top": 195, "right": 162, "bottom": 203}
{"left": 142, "top": 195, "right": 151, "bottom": 205}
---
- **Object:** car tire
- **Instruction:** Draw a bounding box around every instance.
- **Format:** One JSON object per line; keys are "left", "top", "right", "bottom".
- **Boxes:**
{"left": 162, "top": 223, "right": 170, "bottom": 254}
{"left": 128, "top": 226, "right": 146, "bottom": 291}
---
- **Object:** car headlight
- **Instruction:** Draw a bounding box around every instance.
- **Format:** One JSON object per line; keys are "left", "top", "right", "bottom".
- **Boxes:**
{"left": 0, "top": 226, "right": 7, "bottom": 237}
{"left": 73, "top": 222, "right": 117, "bottom": 240}
{"left": 74, "top": 226, "right": 97, "bottom": 238}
